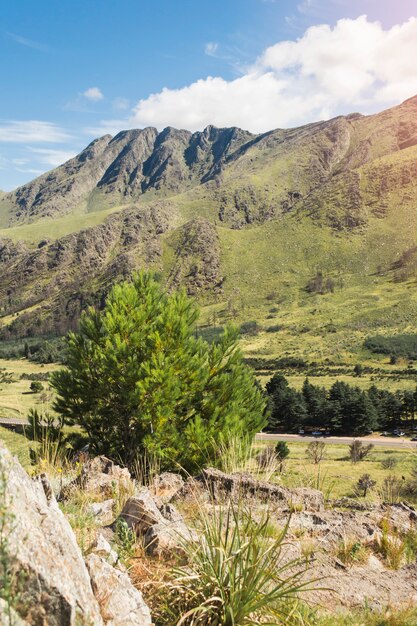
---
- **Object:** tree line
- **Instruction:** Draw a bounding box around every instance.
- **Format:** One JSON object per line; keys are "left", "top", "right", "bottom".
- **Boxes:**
{"left": 266, "top": 374, "right": 417, "bottom": 434}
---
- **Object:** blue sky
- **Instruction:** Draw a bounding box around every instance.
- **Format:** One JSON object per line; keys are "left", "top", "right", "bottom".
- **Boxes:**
{"left": 1, "top": 0, "right": 417, "bottom": 190}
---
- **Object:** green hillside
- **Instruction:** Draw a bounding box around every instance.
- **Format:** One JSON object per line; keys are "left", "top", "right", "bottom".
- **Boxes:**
{"left": 1, "top": 96, "right": 417, "bottom": 375}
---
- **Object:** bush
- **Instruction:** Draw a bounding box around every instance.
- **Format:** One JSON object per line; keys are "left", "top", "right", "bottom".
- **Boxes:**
{"left": 348, "top": 440, "right": 374, "bottom": 463}
{"left": 306, "top": 441, "right": 326, "bottom": 465}
{"left": 239, "top": 320, "right": 261, "bottom": 336}
{"left": 381, "top": 456, "right": 398, "bottom": 470}
{"left": 355, "top": 473, "right": 376, "bottom": 497}
{"left": 30, "top": 381, "right": 44, "bottom": 394}
{"left": 52, "top": 273, "right": 267, "bottom": 471}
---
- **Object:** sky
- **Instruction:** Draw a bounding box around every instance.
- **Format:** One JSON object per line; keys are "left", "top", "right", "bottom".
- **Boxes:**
{"left": 1, "top": 0, "right": 417, "bottom": 190}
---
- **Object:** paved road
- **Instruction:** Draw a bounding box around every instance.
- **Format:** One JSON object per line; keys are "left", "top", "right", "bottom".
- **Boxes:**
{"left": 256, "top": 432, "right": 417, "bottom": 449}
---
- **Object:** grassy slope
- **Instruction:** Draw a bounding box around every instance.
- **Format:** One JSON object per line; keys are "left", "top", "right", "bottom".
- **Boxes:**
{"left": 0, "top": 359, "right": 58, "bottom": 419}
{"left": 1, "top": 106, "right": 417, "bottom": 378}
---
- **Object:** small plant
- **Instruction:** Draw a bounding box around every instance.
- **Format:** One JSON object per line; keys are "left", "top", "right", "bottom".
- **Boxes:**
{"left": 355, "top": 473, "right": 376, "bottom": 497}
{"left": 336, "top": 537, "right": 368, "bottom": 567}
{"left": 403, "top": 529, "right": 417, "bottom": 564}
{"left": 114, "top": 518, "right": 137, "bottom": 563}
{"left": 275, "top": 441, "right": 290, "bottom": 473}
{"left": 155, "top": 503, "right": 315, "bottom": 625}
{"left": 378, "top": 475, "right": 404, "bottom": 504}
{"left": 374, "top": 519, "right": 405, "bottom": 569}
{"left": 306, "top": 441, "right": 326, "bottom": 465}
{"left": 348, "top": 440, "right": 374, "bottom": 463}
{"left": 381, "top": 456, "right": 398, "bottom": 470}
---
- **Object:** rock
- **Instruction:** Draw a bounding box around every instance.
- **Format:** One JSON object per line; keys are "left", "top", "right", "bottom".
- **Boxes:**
{"left": 80, "top": 455, "right": 132, "bottom": 497}
{"left": 119, "top": 490, "right": 164, "bottom": 535}
{"left": 88, "top": 498, "right": 116, "bottom": 525}
{"left": 88, "top": 533, "right": 119, "bottom": 568}
{"left": 200, "top": 467, "right": 324, "bottom": 511}
{"left": 144, "top": 520, "right": 196, "bottom": 558}
{"left": 85, "top": 553, "right": 152, "bottom": 625}
{"left": 159, "top": 502, "right": 184, "bottom": 523}
{"left": 153, "top": 472, "right": 184, "bottom": 500}
{"left": 333, "top": 497, "right": 377, "bottom": 511}
{"left": 0, "top": 442, "right": 103, "bottom": 625}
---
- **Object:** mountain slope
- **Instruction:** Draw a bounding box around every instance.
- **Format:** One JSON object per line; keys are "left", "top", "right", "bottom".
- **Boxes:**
{"left": 1, "top": 96, "right": 417, "bottom": 363}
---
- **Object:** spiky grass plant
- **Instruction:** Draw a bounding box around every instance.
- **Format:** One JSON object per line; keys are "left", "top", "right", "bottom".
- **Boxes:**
{"left": 215, "top": 436, "right": 281, "bottom": 482}
{"left": 155, "top": 501, "right": 316, "bottom": 625}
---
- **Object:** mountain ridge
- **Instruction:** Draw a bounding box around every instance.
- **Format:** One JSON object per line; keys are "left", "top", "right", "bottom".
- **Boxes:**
{"left": 1, "top": 96, "right": 417, "bottom": 363}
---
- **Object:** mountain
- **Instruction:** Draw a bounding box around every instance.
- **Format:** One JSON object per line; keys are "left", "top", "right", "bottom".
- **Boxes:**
{"left": 1, "top": 96, "right": 417, "bottom": 363}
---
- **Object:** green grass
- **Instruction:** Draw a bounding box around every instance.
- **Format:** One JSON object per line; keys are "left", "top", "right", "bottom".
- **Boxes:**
{"left": 0, "top": 426, "right": 31, "bottom": 469}
{"left": 261, "top": 441, "right": 417, "bottom": 500}
{"left": 0, "top": 204, "right": 125, "bottom": 244}
{"left": 0, "top": 359, "right": 58, "bottom": 420}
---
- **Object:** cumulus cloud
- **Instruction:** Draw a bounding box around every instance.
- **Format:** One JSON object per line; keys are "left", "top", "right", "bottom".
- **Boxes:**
{"left": 0, "top": 121, "right": 71, "bottom": 143}
{"left": 129, "top": 16, "right": 417, "bottom": 133}
{"left": 82, "top": 87, "right": 104, "bottom": 101}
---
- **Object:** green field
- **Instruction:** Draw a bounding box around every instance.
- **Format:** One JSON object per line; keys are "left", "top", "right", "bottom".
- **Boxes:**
{"left": 259, "top": 440, "right": 417, "bottom": 501}
{"left": 0, "top": 359, "right": 58, "bottom": 420}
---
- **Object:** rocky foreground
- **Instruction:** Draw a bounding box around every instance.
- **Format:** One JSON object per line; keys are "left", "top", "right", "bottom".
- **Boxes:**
{"left": 1, "top": 443, "right": 417, "bottom": 624}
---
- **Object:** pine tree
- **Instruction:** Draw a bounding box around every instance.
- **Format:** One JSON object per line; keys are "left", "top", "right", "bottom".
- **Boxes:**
{"left": 51, "top": 273, "right": 267, "bottom": 470}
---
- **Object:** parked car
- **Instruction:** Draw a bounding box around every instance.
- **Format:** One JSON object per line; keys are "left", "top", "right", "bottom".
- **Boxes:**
{"left": 298, "top": 429, "right": 305, "bottom": 435}
{"left": 392, "top": 430, "right": 405, "bottom": 437}
{"left": 312, "top": 431, "right": 323, "bottom": 437}
{"left": 411, "top": 436, "right": 417, "bottom": 441}
{"left": 381, "top": 431, "right": 389, "bottom": 436}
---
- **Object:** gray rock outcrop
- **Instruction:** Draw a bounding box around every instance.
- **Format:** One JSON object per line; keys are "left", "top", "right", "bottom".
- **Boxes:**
{"left": 0, "top": 442, "right": 103, "bottom": 625}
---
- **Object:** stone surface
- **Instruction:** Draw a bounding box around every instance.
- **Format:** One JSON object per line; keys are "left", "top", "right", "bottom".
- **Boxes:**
{"left": 88, "top": 533, "right": 120, "bottom": 568}
{"left": 0, "top": 442, "right": 103, "bottom": 626}
{"left": 80, "top": 455, "right": 132, "bottom": 497}
{"left": 153, "top": 472, "right": 184, "bottom": 501}
{"left": 144, "top": 520, "right": 196, "bottom": 559}
{"left": 200, "top": 467, "right": 324, "bottom": 511}
{"left": 85, "top": 553, "right": 152, "bottom": 626}
{"left": 88, "top": 498, "right": 116, "bottom": 525}
{"left": 119, "top": 490, "right": 164, "bottom": 535}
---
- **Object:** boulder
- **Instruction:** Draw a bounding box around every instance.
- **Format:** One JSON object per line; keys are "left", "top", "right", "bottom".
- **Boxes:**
{"left": 88, "top": 498, "right": 116, "bottom": 525}
{"left": 85, "top": 554, "right": 152, "bottom": 626}
{"left": 144, "top": 520, "right": 196, "bottom": 558}
{"left": 153, "top": 472, "right": 184, "bottom": 500}
{"left": 119, "top": 490, "right": 164, "bottom": 535}
{"left": 200, "top": 467, "right": 324, "bottom": 511}
{"left": 79, "top": 455, "right": 132, "bottom": 497}
{"left": 88, "top": 533, "right": 120, "bottom": 568}
{"left": 0, "top": 442, "right": 103, "bottom": 626}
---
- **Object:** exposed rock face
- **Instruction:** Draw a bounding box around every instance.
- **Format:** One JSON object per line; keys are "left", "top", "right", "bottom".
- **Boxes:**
{"left": 200, "top": 467, "right": 324, "bottom": 511}
{"left": 85, "top": 554, "right": 152, "bottom": 626}
{"left": 167, "top": 217, "right": 224, "bottom": 295}
{"left": 0, "top": 202, "right": 174, "bottom": 339}
{"left": 0, "top": 442, "right": 103, "bottom": 625}
{"left": 120, "top": 491, "right": 165, "bottom": 535}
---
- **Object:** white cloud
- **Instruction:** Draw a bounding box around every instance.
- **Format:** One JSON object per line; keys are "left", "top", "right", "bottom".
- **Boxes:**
{"left": 7, "top": 32, "right": 49, "bottom": 52}
{"left": 82, "top": 87, "right": 104, "bottom": 101}
{"left": 205, "top": 42, "right": 219, "bottom": 57}
{"left": 28, "top": 147, "right": 77, "bottom": 167}
{"left": 113, "top": 97, "right": 130, "bottom": 110}
{"left": 0, "top": 121, "right": 71, "bottom": 143}
{"left": 128, "top": 16, "right": 417, "bottom": 133}
{"left": 83, "top": 119, "right": 129, "bottom": 137}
